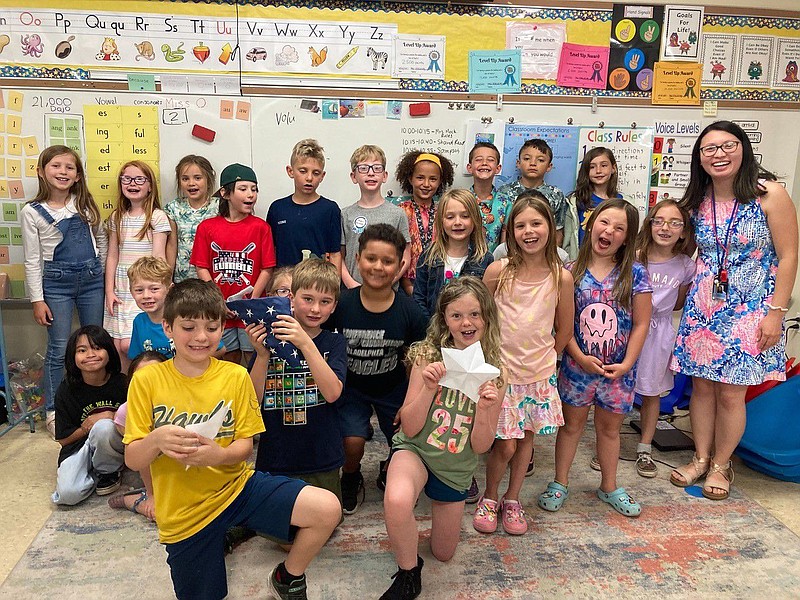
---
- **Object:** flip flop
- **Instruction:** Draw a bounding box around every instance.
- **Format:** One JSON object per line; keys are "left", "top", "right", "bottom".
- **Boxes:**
{"left": 597, "top": 487, "right": 641, "bottom": 517}
{"left": 108, "top": 488, "right": 147, "bottom": 514}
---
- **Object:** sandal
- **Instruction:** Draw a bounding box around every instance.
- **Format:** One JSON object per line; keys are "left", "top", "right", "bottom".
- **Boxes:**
{"left": 702, "top": 460, "right": 734, "bottom": 501}
{"left": 108, "top": 488, "right": 148, "bottom": 514}
{"left": 537, "top": 481, "right": 569, "bottom": 512}
{"left": 670, "top": 455, "right": 710, "bottom": 487}
{"left": 597, "top": 487, "right": 642, "bottom": 517}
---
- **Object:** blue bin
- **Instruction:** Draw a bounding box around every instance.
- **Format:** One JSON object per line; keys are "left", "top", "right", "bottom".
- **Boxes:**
{"left": 634, "top": 373, "right": 691, "bottom": 414}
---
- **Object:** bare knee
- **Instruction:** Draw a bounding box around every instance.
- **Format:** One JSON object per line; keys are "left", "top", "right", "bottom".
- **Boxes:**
{"left": 492, "top": 439, "right": 517, "bottom": 463}
{"left": 384, "top": 486, "right": 416, "bottom": 519}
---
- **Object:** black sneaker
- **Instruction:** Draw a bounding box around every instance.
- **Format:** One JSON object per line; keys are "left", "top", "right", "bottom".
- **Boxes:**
{"left": 465, "top": 476, "right": 480, "bottom": 504}
{"left": 341, "top": 470, "right": 365, "bottom": 514}
{"left": 224, "top": 526, "right": 255, "bottom": 555}
{"left": 525, "top": 447, "right": 536, "bottom": 477}
{"left": 377, "top": 458, "right": 390, "bottom": 492}
{"left": 268, "top": 566, "right": 308, "bottom": 600}
{"left": 379, "top": 556, "right": 423, "bottom": 600}
{"left": 95, "top": 471, "right": 121, "bottom": 496}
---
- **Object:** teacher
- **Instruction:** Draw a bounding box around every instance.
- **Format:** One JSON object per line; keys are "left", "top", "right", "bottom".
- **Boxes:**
{"left": 669, "top": 120, "right": 798, "bottom": 500}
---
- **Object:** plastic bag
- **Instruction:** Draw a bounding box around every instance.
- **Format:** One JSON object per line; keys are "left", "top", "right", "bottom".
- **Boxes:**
{"left": 8, "top": 352, "right": 45, "bottom": 420}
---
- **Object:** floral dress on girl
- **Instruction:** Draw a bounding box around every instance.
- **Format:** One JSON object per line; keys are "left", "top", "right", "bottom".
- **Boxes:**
{"left": 164, "top": 196, "right": 219, "bottom": 282}
{"left": 392, "top": 194, "right": 438, "bottom": 282}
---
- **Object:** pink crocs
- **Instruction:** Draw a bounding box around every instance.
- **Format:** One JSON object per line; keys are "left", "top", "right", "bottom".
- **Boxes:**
{"left": 500, "top": 498, "right": 528, "bottom": 535}
{"left": 472, "top": 497, "right": 499, "bottom": 533}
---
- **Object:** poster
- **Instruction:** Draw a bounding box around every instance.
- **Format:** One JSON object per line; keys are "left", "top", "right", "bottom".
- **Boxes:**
{"left": 468, "top": 50, "right": 522, "bottom": 93}
{"left": 735, "top": 36, "right": 774, "bottom": 88}
{"left": 556, "top": 44, "right": 610, "bottom": 90}
{"left": 460, "top": 119, "right": 507, "bottom": 174}
{"left": 392, "top": 35, "right": 445, "bottom": 80}
{"left": 498, "top": 124, "right": 580, "bottom": 195}
{"left": 649, "top": 120, "right": 699, "bottom": 207}
{"left": 772, "top": 39, "right": 800, "bottom": 90}
{"left": 700, "top": 34, "right": 738, "bottom": 87}
{"left": 608, "top": 4, "right": 665, "bottom": 92}
{"left": 660, "top": 5, "right": 704, "bottom": 61}
{"left": 651, "top": 62, "right": 703, "bottom": 105}
{"left": 506, "top": 22, "right": 566, "bottom": 80}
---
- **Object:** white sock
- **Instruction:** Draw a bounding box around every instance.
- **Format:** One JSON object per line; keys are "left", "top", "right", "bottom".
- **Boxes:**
{"left": 637, "top": 443, "right": 652, "bottom": 454}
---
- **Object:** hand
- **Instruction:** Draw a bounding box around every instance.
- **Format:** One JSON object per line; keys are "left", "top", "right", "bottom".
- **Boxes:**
{"left": 476, "top": 380, "right": 501, "bottom": 408}
{"left": 81, "top": 411, "right": 116, "bottom": 432}
{"left": 758, "top": 311, "right": 783, "bottom": 351}
{"left": 105, "top": 292, "right": 121, "bottom": 316}
{"left": 393, "top": 406, "right": 403, "bottom": 431}
{"left": 421, "top": 361, "right": 446, "bottom": 391}
{"left": 245, "top": 322, "right": 270, "bottom": 358}
{"left": 603, "top": 362, "right": 631, "bottom": 380}
{"left": 226, "top": 308, "right": 237, "bottom": 319}
{"left": 155, "top": 425, "right": 201, "bottom": 461}
{"left": 578, "top": 354, "right": 606, "bottom": 376}
{"left": 628, "top": 53, "right": 641, "bottom": 70}
{"left": 613, "top": 71, "right": 627, "bottom": 87}
{"left": 174, "top": 434, "right": 224, "bottom": 468}
{"left": 32, "top": 301, "right": 53, "bottom": 326}
{"left": 641, "top": 73, "right": 651, "bottom": 88}
{"left": 642, "top": 24, "right": 655, "bottom": 42}
{"left": 272, "top": 315, "right": 311, "bottom": 350}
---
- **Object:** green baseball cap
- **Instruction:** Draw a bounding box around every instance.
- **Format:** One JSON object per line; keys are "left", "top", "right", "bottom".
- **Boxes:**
{"left": 219, "top": 163, "right": 258, "bottom": 188}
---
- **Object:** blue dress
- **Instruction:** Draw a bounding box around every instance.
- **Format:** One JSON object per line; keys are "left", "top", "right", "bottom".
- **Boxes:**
{"left": 671, "top": 195, "right": 785, "bottom": 385}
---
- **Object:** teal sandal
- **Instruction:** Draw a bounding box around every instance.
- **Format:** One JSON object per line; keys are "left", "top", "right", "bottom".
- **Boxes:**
{"left": 538, "top": 481, "right": 569, "bottom": 512}
{"left": 597, "top": 487, "right": 641, "bottom": 517}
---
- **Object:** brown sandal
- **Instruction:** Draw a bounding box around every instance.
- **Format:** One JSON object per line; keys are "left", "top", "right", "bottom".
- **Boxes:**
{"left": 702, "top": 460, "right": 734, "bottom": 500}
{"left": 670, "top": 455, "right": 710, "bottom": 487}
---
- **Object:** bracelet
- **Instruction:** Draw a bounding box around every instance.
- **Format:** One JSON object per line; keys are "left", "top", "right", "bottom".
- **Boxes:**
{"left": 765, "top": 302, "right": 789, "bottom": 312}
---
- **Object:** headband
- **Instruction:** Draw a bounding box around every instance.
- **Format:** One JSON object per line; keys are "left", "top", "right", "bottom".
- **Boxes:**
{"left": 414, "top": 153, "right": 442, "bottom": 169}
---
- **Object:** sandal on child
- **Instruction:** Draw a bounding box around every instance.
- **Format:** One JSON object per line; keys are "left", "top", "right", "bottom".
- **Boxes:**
{"left": 702, "top": 460, "right": 734, "bottom": 501}
{"left": 597, "top": 487, "right": 642, "bottom": 517}
{"left": 108, "top": 488, "right": 147, "bottom": 514}
{"left": 670, "top": 455, "right": 710, "bottom": 487}
{"left": 538, "top": 482, "right": 569, "bottom": 512}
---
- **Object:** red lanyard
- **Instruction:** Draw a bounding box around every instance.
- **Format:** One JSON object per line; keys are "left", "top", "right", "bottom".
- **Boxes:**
{"left": 710, "top": 188, "right": 738, "bottom": 280}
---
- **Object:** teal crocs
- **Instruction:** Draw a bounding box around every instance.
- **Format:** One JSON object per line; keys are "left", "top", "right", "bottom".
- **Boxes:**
{"left": 538, "top": 481, "right": 569, "bottom": 512}
{"left": 597, "top": 487, "right": 641, "bottom": 517}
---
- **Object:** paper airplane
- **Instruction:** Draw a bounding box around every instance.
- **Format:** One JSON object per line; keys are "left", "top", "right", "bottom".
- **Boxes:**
{"left": 439, "top": 341, "right": 500, "bottom": 403}
{"left": 184, "top": 401, "right": 231, "bottom": 469}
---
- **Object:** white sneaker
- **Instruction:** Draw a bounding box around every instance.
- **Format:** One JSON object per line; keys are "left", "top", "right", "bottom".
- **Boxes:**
{"left": 46, "top": 410, "right": 56, "bottom": 440}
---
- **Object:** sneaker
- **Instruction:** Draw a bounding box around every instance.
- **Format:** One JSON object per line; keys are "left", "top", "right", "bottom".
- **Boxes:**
{"left": 500, "top": 498, "right": 528, "bottom": 535}
{"left": 379, "top": 556, "right": 423, "bottom": 600}
{"left": 224, "top": 526, "right": 255, "bottom": 555}
{"left": 95, "top": 471, "right": 121, "bottom": 496}
{"left": 465, "top": 477, "right": 480, "bottom": 504}
{"left": 525, "top": 447, "right": 536, "bottom": 477}
{"left": 341, "top": 470, "right": 365, "bottom": 515}
{"left": 472, "top": 496, "right": 499, "bottom": 533}
{"left": 46, "top": 410, "right": 56, "bottom": 440}
{"left": 268, "top": 566, "right": 308, "bottom": 600}
{"left": 636, "top": 452, "right": 658, "bottom": 478}
{"left": 590, "top": 455, "right": 601, "bottom": 472}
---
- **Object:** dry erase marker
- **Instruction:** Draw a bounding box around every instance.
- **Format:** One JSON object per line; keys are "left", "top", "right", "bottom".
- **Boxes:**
{"left": 336, "top": 46, "right": 358, "bottom": 69}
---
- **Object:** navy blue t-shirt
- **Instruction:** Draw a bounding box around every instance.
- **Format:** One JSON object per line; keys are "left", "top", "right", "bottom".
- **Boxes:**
{"left": 254, "top": 329, "right": 347, "bottom": 475}
{"left": 266, "top": 195, "right": 341, "bottom": 267}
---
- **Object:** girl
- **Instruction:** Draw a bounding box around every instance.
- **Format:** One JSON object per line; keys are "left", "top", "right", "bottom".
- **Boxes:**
{"left": 108, "top": 350, "right": 167, "bottom": 520}
{"left": 51, "top": 325, "right": 127, "bottom": 506}
{"left": 473, "top": 192, "right": 574, "bottom": 536}
{"left": 632, "top": 200, "right": 695, "bottom": 478}
{"left": 413, "top": 188, "right": 493, "bottom": 320}
{"left": 104, "top": 161, "right": 171, "bottom": 368}
{"left": 563, "top": 147, "right": 622, "bottom": 260}
{"left": 269, "top": 266, "right": 294, "bottom": 298}
{"left": 538, "top": 198, "right": 652, "bottom": 518}
{"left": 381, "top": 276, "right": 503, "bottom": 600}
{"left": 392, "top": 151, "right": 455, "bottom": 294}
{"left": 163, "top": 155, "right": 219, "bottom": 283}
{"left": 21, "top": 145, "right": 106, "bottom": 438}
{"left": 191, "top": 163, "right": 275, "bottom": 365}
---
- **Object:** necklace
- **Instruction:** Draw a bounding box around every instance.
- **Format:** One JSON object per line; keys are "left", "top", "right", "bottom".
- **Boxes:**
{"left": 412, "top": 199, "right": 435, "bottom": 250}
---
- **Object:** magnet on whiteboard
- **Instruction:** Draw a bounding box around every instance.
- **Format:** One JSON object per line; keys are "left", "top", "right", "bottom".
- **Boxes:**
{"left": 409, "top": 102, "right": 430, "bottom": 116}
{"left": 496, "top": 94, "right": 503, "bottom": 110}
{"left": 192, "top": 124, "right": 216, "bottom": 142}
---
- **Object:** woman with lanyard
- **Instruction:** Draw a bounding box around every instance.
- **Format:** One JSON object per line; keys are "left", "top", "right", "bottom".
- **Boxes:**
{"left": 670, "top": 121, "right": 797, "bottom": 500}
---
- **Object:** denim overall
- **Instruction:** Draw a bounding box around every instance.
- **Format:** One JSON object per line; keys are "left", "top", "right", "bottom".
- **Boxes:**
{"left": 31, "top": 202, "right": 104, "bottom": 411}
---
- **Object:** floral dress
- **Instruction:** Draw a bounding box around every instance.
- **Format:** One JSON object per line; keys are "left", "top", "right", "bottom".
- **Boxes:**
{"left": 671, "top": 195, "right": 785, "bottom": 385}
{"left": 390, "top": 194, "right": 438, "bottom": 281}
{"left": 163, "top": 197, "right": 219, "bottom": 282}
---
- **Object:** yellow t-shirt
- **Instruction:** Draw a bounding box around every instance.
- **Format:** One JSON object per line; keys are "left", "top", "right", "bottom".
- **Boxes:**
{"left": 124, "top": 359, "right": 265, "bottom": 544}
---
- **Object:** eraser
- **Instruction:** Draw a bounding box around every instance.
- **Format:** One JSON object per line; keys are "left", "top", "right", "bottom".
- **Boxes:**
{"left": 191, "top": 124, "right": 216, "bottom": 142}
{"left": 409, "top": 102, "right": 431, "bottom": 117}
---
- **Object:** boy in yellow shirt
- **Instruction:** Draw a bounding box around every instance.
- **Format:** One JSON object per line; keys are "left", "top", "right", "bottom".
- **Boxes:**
{"left": 124, "top": 279, "right": 340, "bottom": 600}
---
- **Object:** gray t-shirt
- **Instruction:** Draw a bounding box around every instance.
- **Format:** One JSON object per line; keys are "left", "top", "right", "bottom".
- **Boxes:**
{"left": 341, "top": 201, "right": 411, "bottom": 284}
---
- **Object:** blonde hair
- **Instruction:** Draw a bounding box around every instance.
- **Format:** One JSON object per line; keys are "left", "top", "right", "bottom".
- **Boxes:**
{"left": 31, "top": 145, "right": 101, "bottom": 226}
{"left": 423, "top": 189, "right": 488, "bottom": 268}
{"left": 291, "top": 138, "right": 325, "bottom": 168}
{"left": 635, "top": 199, "right": 694, "bottom": 267}
{"left": 350, "top": 145, "right": 386, "bottom": 171}
{"left": 110, "top": 160, "right": 162, "bottom": 244}
{"left": 291, "top": 258, "right": 340, "bottom": 301}
{"left": 269, "top": 266, "right": 294, "bottom": 294}
{"left": 127, "top": 256, "right": 172, "bottom": 286}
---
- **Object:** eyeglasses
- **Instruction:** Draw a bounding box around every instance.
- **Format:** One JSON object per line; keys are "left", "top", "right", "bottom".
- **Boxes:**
{"left": 119, "top": 175, "right": 149, "bottom": 185}
{"left": 354, "top": 164, "right": 385, "bottom": 174}
{"left": 651, "top": 217, "right": 684, "bottom": 229}
{"left": 273, "top": 288, "right": 291, "bottom": 297}
{"left": 699, "top": 140, "right": 740, "bottom": 157}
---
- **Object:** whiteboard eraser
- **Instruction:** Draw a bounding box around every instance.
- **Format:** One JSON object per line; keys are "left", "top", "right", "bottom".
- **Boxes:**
{"left": 192, "top": 124, "right": 216, "bottom": 142}
{"left": 409, "top": 102, "right": 431, "bottom": 117}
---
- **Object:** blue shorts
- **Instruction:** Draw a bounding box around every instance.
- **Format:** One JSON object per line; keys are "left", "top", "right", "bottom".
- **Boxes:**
{"left": 338, "top": 382, "right": 407, "bottom": 444}
{"left": 165, "top": 471, "right": 307, "bottom": 600}
{"left": 221, "top": 326, "right": 253, "bottom": 353}
{"left": 390, "top": 449, "right": 467, "bottom": 503}
{"left": 558, "top": 354, "right": 636, "bottom": 415}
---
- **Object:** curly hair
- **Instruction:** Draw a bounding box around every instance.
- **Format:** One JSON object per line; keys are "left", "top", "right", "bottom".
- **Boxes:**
{"left": 394, "top": 150, "right": 454, "bottom": 196}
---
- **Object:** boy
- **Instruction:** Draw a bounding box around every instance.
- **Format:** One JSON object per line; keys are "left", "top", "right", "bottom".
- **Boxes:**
{"left": 128, "top": 256, "right": 225, "bottom": 361}
{"left": 495, "top": 139, "right": 567, "bottom": 245}
{"left": 268, "top": 139, "right": 342, "bottom": 273}
{"left": 124, "top": 279, "right": 340, "bottom": 600}
{"left": 466, "top": 141, "right": 507, "bottom": 253}
{"left": 249, "top": 259, "right": 347, "bottom": 504}
{"left": 341, "top": 144, "right": 411, "bottom": 288}
{"left": 327, "top": 224, "right": 427, "bottom": 514}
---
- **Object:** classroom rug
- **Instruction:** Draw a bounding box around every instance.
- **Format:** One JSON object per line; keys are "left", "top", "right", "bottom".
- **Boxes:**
{"left": 3, "top": 422, "right": 800, "bottom": 600}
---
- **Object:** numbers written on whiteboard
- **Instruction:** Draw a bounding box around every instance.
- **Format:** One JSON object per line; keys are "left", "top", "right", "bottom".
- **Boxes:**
{"left": 31, "top": 96, "right": 73, "bottom": 113}
{"left": 162, "top": 108, "right": 188, "bottom": 125}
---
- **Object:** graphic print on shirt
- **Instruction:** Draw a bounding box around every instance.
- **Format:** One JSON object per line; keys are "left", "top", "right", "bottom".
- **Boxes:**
{"left": 262, "top": 353, "right": 330, "bottom": 426}
{"left": 152, "top": 399, "right": 234, "bottom": 438}
{"left": 210, "top": 241, "right": 256, "bottom": 286}
{"left": 143, "top": 337, "right": 175, "bottom": 357}
{"left": 426, "top": 387, "right": 475, "bottom": 454}
{"left": 579, "top": 301, "right": 619, "bottom": 363}
{"left": 343, "top": 328, "right": 404, "bottom": 375}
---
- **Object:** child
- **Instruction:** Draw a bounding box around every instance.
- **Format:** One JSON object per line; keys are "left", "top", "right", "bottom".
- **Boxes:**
{"left": 327, "top": 224, "right": 427, "bottom": 515}
{"left": 269, "top": 266, "right": 294, "bottom": 298}
{"left": 249, "top": 259, "right": 347, "bottom": 504}
{"left": 563, "top": 147, "right": 622, "bottom": 260}
{"left": 465, "top": 142, "right": 508, "bottom": 253}
{"left": 413, "top": 188, "right": 493, "bottom": 320}
{"left": 474, "top": 192, "right": 574, "bottom": 535}
{"left": 538, "top": 198, "right": 652, "bottom": 517}
{"left": 267, "top": 139, "right": 342, "bottom": 272}
{"left": 104, "top": 160, "right": 171, "bottom": 368}
{"left": 496, "top": 139, "right": 567, "bottom": 245}
{"left": 124, "top": 279, "right": 340, "bottom": 600}
{"left": 108, "top": 350, "right": 167, "bottom": 520}
{"left": 381, "top": 276, "right": 504, "bottom": 600}
{"left": 341, "top": 144, "right": 411, "bottom": 288}
{"left": 21, "top": 145, "right": 107, "bottom": 437}
{"left": 391, "top": 151, "right": 455, "bottom": 294}
{"left": 191, "top": 163, "right": 275, "bottom": 365}
{"left": 164, "top": 155, "right": 219, "bottom": 283}
{"left": 633, "top": 200, "right": 695, "bottom": 477}
{"left": 51, "top": 325, "right": 127, "bottom": 505}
